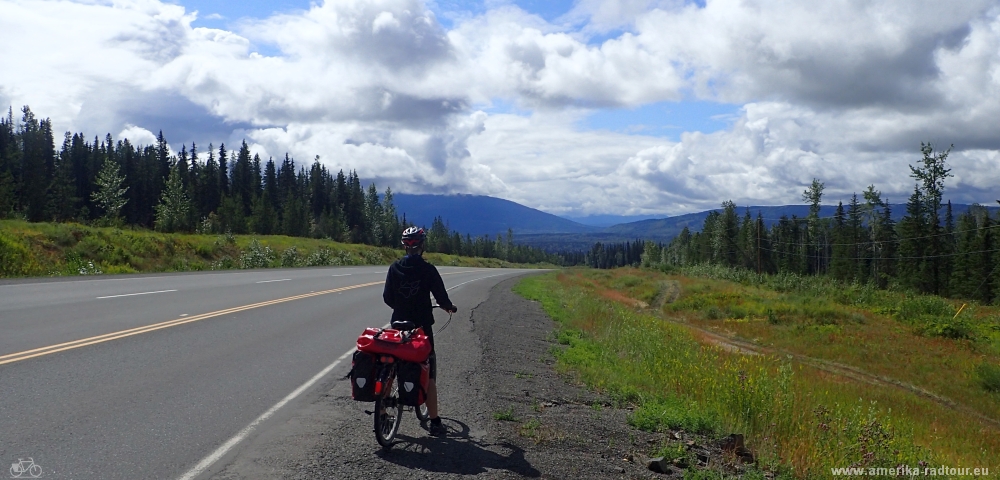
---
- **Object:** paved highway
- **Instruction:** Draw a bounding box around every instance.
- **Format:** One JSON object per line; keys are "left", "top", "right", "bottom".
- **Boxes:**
{"left": 0, "top": 266, "right": 534, "bottom": 479}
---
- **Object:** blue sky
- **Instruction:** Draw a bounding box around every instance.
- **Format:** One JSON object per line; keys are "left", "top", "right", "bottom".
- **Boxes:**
{"left": 179, "top": 0, "right": 736, "bottom": 140}
{"left": 6, "top": 0, "right": 998, "bottom": 216}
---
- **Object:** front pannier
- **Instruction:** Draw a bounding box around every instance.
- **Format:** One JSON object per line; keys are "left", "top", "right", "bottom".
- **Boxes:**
{"left": 397, "top": 360, "right": 430, "bottom": 407}
{"left": 350, "top": 350, "right": 378, "bottom": 402}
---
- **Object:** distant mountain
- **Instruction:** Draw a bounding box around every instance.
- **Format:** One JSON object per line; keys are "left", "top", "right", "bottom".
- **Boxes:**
{"left": 392, "top": 194, "right": 600, "bottom": 236}
{"left": 604, "top": 204, "right": 1000, "bottom": 240}
{"left": 563, "top": 214, "right": 666, "bottom": 228}
{"left": 390, "top": 194, "right": 1000, "bottom": 252}
{"left": 604, "top": 205, "right": 842, "bottom": 239}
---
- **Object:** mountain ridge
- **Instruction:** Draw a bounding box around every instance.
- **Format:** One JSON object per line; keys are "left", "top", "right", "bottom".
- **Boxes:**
{"left": 392, "top": 193, "right": 1000, "bottom": 251}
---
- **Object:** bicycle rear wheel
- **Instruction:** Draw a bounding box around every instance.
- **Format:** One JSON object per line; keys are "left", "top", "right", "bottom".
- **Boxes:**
{"left": 374, "top": 377, "right": 403, "bottom": 448}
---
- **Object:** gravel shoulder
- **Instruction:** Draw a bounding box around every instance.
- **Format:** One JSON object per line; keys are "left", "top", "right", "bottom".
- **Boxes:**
{"left": 211, "top": 275, "right": 695, "bottom": 479}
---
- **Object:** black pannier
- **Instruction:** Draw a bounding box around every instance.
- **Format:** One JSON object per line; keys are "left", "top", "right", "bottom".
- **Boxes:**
{"left": 350, "top": 350, "right": 378, "bottom": 402}
{"left": 397, "top": 360, "right": 429, "bottom": 407}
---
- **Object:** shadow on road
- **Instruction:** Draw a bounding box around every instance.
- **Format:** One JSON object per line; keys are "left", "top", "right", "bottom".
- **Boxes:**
{"left": 375, "top": 417, "right": 541, "bottom": 477}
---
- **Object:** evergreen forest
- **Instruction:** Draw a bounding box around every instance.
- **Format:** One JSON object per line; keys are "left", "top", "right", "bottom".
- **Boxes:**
{"left": 0, "top": 106, "right": 562, "bottom": 265}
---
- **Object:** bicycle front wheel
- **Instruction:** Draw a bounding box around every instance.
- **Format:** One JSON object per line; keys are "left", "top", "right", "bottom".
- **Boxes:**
{"left": 415, "top": 402, "right": 429, "bottom": 422}
{"left": 374, "top": 379, "right": 403, "bottom": 448}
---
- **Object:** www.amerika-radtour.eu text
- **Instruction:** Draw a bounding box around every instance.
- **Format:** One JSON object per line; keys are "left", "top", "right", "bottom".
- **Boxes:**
{"left": 831, "top": 466, "right": 989, "bottom": 477}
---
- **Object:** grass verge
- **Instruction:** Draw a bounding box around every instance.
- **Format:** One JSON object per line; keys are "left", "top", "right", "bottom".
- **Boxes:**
{"left": 514, "top": 269, "right": 999, "bottom": 478}
{"left": 0, "top": 219, "right": 550, "bottom": 278}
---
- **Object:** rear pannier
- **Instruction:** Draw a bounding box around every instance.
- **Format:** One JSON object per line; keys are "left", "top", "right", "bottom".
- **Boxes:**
{"left": 397, "top": 360, "right": 430, "bottom": 407}
{"left": 356, "top": 327, "right": 431, "bottom": 363}
{"left": 350, "top": 350, "right": 378, "bottom": 402}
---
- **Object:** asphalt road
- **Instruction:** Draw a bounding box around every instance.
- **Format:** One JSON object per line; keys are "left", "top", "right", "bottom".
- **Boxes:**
{"left": 0, "top": 265, "right": 535, "bottom": 479}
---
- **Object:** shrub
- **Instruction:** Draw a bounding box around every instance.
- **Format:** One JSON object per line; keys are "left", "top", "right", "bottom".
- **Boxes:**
{"left": 306, "top": 248, "right": 333, "bottom": 266}
{"left": 918, "top": 317, "right": 974, "bottom": 340}
{"left": 239, "top": 239, "right": 275, "bottom": 269}
{"left": 628, "top": 396, "right": 718, "bottom": 434}
{"left": 280, "top": 247, "right": 301, "bottom": 267}
{"left": 0, "top": 233, "right": 42, "bottom": 277}
{"left": 211, "top": 255, "right": 236, "bottom": 270}
{"left": 974, "top": 362, "right": 1000, "bottom": 392}
{"left": 896, "top": 296, "right": 953, "bottom": 323}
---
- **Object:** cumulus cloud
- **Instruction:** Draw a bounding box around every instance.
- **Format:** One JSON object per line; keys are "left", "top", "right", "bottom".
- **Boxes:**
{"left": 1, "top": 0, "right": 999, "bottom": 217}
{"left": 117, "top": 124, "right": 160, "bottom": 148}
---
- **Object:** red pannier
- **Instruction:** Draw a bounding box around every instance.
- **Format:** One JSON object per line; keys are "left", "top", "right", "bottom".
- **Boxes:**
{"left": 356, "top": 327, "right": 431, "bottom": 363}
{"left": 397, "top": 360, "right": 430, "bottom": 406}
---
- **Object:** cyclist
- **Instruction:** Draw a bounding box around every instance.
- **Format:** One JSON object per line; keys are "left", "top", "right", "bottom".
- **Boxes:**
{"left": 383, "top": 226, "right": 458, "bottom": 436}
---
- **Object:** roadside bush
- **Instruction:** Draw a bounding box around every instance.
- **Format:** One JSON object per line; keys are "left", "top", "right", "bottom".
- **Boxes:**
{"left": 306, "top": 248, "right": 334, "bottom": 266}
{"left": 280, "top": 246, "right": 301, "bottom": 267}
{"left": 974, "top": 362, "right": 1000, "bottom": 392}
{"left": 628, "top": 396, "right": 718, "bottom": 434}
{"left": 0, "top": 232, "right": 42, "bottom": 277}
{"left": 211, "top": 255, "right": 236, "bottom": 270}
{"left": 63, "top": 252, "right": 102, "bottom": 275}
{"left": 917, "top": 316, "right": 975, "bottom": 340}
{"left": 896, "top": 296, "right": 953, "bottom": 323}
{"left": 239, "top": 239, "right": 275, "bottom": 269}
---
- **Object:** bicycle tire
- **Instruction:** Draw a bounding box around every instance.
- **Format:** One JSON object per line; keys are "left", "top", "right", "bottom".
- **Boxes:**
{"left": 374, "top": 373, "right": 402, "bottom": 448}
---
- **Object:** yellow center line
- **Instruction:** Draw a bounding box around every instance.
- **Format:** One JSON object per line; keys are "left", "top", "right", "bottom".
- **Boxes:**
{"left": 0, "top": 281, "right": 384, "bottom": 366}
{"left": 0, "top": 268, "right": 499, "bottom": 367}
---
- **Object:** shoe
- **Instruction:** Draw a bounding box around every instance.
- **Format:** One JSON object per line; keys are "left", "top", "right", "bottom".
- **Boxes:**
{"left": 428, "top": 417, "right": 446, "bottom": 436}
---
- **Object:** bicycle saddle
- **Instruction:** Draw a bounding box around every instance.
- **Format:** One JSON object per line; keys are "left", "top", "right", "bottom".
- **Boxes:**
{"left": 391, "top": 320, "right": 416, "bottom": 331}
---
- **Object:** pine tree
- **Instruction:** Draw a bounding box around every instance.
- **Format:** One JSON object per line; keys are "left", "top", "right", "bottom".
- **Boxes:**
{"left": 847, "top": 194, "right": 864, "bottom": 282}
{"left": 48, "top": 132, "right": 80, "bottom": 221}
{"left": 364, "top": 183, "right": 383, "bottom": 245}
{"left": 248, "top": 190, "right": 278, "bottom": 235}
{"left": 381, "top": 187, "right": 400, "bottom": 246}
{"left": 830, "top": 202, "right": 852, "bottom": 281}
{"left": 949, "top": 209, "right": 978, "bottom": 298}
{"left": 911, "top": 143, "right": 953, "bottom": 294}
{"left": 897, "top": 186, "right": 926, "bottom": 292}
{"left": 154, "top": 161, "right": 191, "bottom": 232}
{"left": 802, "top": 178, "right": 825, "bottom": 274}
{"left": 19, "top": 107, "right": 51, "bottom": 221}
{"left": 91, "top": 157, "right": 129, "bottom": 226}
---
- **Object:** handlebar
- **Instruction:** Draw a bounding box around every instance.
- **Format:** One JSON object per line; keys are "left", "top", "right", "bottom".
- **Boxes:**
{"left": 432, "top": 304, "right": 458, "bottom": 314}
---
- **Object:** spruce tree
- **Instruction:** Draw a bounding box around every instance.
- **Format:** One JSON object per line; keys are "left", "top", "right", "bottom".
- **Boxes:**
{"left": 830, "top": 202, "right": 852, "bottom": 281}
{"left": 897, "top": 186, "right": 926, "bottom": 292}
{"left": 802, "top": 178, "right": 825, "bottom": 274}
{"left": 91, "top": 157, "right": 128, "bottom": 226}
{"left": 154, "top": 161, "right": 191, "bottom": 233}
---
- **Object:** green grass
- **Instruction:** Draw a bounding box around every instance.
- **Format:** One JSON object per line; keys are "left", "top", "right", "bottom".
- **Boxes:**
{"left": 493, "top": 405, "right": 518, "bottom": 422}
{"left": 0, "top": 219, "right": 550, "bottom": 278}
{"left": 514, "top": 270, "right": 1000, "bottom": 478}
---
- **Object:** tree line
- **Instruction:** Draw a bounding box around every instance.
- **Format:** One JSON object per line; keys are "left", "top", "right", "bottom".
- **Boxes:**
{"left": 0, "top": 106, "right": 567, "bottom": 265}
{"left": 647, "top": 144, "right": 1000, "bottom": 304}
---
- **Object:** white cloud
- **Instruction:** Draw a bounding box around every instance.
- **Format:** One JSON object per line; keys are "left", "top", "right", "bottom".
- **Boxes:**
{"left": 117, "top": 124, "right": 159, "bottom": 147}
{"left": 1, "top": 0, "right": 999, "bottom": 218}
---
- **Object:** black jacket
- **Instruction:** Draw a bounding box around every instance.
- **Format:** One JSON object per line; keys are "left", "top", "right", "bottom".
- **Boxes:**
{"left": 383, "top": 254, "right": 454, "bottom": 328}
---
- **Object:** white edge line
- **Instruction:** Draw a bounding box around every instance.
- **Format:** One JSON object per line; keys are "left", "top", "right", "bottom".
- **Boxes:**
{"left": 446, "top": 272, "right": 511, "bottom": 292}
{"left": 330, "top": 274, "right": 352, "bottom": 277}
{"left": 177, "top": 348, "right": 357, "bottom": 480}
{"left": 1, "top": 272, "right": 252, "bottom": 288}
{"left": 179, "top": 268, "right": 521, "bottom": 480}
{"left": 256, "top": 279, "right": 291, "bottom": 284}
{"left": 96, "top": 289, "right": 177, "bottom": 299}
